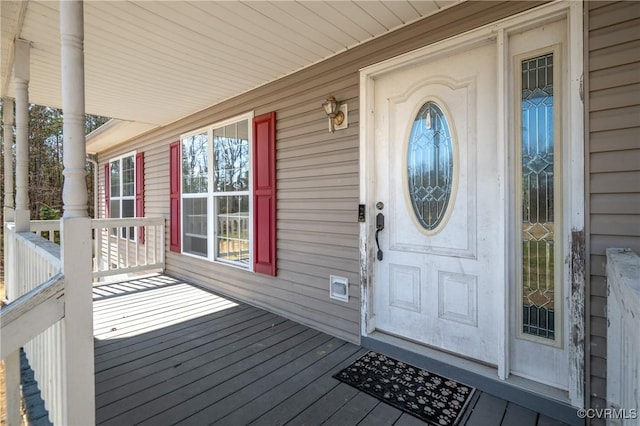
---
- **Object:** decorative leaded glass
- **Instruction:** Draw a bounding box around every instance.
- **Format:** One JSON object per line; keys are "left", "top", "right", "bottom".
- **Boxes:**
{"left": 520, "top": 53, "right": 556, "bottom": 340}
{"left": 407, "top": 101, "right": 454, "bottom": 230}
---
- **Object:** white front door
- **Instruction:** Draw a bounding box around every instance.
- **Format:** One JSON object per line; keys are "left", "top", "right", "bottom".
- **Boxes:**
{"left": 368, "top": 14, "right": 573, "bottom": 391}
{"left": 372, "top": 40, "right": 502, "bottom": 366}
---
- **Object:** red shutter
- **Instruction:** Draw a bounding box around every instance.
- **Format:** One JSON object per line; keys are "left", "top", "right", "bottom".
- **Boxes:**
{"left": 104, "top": 163, "right": 110, "bottom": 218}
{"left": 136, "top": 152, "right": 145, "bottom": 244}
{"left": 253, "top": 112, "right": 277, "bottom": 276}
{"left": 169, "top": 141, "right": 181, "bottom": 253}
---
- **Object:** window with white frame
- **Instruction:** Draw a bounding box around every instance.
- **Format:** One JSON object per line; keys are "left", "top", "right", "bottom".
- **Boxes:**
{"left": 110, "top": 152, "right": 136, "bottom": 239}
{"left": 181, "top": 113, "right": 252, "bottom": 267}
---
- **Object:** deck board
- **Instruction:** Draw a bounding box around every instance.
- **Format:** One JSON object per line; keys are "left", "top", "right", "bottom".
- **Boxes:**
{"left": 465, "top": 392, "right": 508, "bottom": 425}
{"left": 181, "top": 338, "right": 357, "bottom": 425}
{"left": 249, "top": 351, "right": 366, "bottom": 425}
{"left": 95, "top": 315, "right": 291, "bottom": 406}
{"left": 215, "top": 344, "right": 364, "bottom": 425}
{"left": 320, "top": 391, "right": 380, "bottom": 425}
{"left": 358, "top": 401, "right": 404, "bottom": 425}
{"left": 97, "top": 324, "right": 316, "bottom": 424}
{"left": 133, "top": 330, "right": 330, "bottom": 425}
{"left": 95, "top": 308, "right": 272, "bottom": 373}
{"left": 284, "top": 382, "right": 360, "bottom": 425}
{"left": 89, "top": 275, "right": 571, "bottom": 426}
{"left": 502, "top": 403, "right": 538, "bottom": 426}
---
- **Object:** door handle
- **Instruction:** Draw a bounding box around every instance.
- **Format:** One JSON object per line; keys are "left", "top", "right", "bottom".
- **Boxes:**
{"left": 375, "top": 212, "right": 384, "bottom": 261}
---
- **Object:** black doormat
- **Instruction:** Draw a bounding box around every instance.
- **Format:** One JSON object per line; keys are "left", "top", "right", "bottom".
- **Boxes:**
{"left": 333, "top": 351, "right": 475, "bottom": 425}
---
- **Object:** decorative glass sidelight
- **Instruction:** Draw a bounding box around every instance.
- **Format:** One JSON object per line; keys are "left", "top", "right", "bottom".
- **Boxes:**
{"left": 520, "top": 53, "right": 557, "bottom": 340}
{"left": 407, "top": 101, "right": 454, "bottom": 231}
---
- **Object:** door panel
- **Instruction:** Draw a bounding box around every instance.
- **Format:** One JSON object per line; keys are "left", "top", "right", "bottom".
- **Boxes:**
{"left": 373, "top": 41, "right": 501, "bottom": 366}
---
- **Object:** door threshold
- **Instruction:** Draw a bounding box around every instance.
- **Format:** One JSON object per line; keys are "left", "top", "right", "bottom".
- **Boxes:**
{"left": 362, "top": 331, "right": 581, "bottom": 426}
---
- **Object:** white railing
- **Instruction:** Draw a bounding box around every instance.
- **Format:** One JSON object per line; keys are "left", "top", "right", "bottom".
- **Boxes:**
{"left": 1, "top": 226, "right": 65, "bottom": 425}
{"left": 9, "top": 217, "right": 166, "bottom": 280}
{"left": 30, "top": 219, "right": 61, "bottom": 243}
{"left": 606, "top": 248, "right": 640, "bottom": 426}
{"left": 92, "top": 217, "right": 165, "bottom": 279}
{"left": 2, "top": 216, "right": 165, "bottom": 424}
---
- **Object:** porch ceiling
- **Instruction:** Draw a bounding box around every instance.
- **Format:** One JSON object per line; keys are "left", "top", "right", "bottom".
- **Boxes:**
{"left": 1, "top": 0, "right": 456, "bottom": 145}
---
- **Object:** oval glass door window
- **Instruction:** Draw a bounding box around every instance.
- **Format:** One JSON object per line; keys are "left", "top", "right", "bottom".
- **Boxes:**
{"left": 407, "top": 101, "right": 454, "bottom": 231}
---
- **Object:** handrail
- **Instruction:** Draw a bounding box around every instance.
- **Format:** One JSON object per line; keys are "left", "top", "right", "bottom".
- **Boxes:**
{"left": 91, "top": 216, "right": 164, "bottom": 228}
{"left": 2, "top": 226, "right": 65, "bottom": 424}
{"left": 29, "top": 220, "right": 61, "bottom": 242}
{"left": 92, "top": 216, "right": 165, "bottom": 279}
{"left": 3, "top": 216, "right": 166, "bottom": 424}
{"left": 0, "top": 273, "right": 65, "bottom": 359}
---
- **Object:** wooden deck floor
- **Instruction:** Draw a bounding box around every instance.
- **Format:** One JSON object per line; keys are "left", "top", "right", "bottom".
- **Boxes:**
{"left": 93, "top": 274, "right": 570, "bottom": 426}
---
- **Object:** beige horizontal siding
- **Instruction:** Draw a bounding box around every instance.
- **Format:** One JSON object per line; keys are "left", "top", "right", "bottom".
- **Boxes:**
{"left": 591, "top": 149, "right": 640, "bottom": 172}
{"left": 590, "top": 171, "right": 640, "bottom": 193}
{"left": 589, "top": 127, "right": 640, "bottom": 152}
{"left": 96, "top": 1, "right": 546, "bottom": 344}
{"left": 589, "top": 63, "right": 640, "bottom": 91}
{"left": 591, "top": 193, "right": 640, "bottom": 214}
{"left": 590, "top": 215, "right": 640, "bottom": 236}
{"left": 586, "top": 1, "right": 640, "bottom": 419}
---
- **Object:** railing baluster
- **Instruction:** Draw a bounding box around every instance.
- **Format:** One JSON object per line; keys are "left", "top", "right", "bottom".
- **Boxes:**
{"left": 3, "top": 223, "right": 63, "bottom": 424}
{"left": 144, "top": 225, "right": 149, "bottom": 266}
{"left": 108, "top": 228, "right": 112, "bottom": 271}
{"left": 90, "top": 218, "right": 164, "bottom": 279}
{"left": 126, "top": 226, "right": 130, "bottom": 269}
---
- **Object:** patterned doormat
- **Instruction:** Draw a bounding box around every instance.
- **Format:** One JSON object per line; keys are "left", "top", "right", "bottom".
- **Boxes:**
{"left": 333, "top": 351, "right": 475, "bottom": 426}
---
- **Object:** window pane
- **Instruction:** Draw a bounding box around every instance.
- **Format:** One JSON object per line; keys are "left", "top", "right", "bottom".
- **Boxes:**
{"left": 216, "top": 195, "right": 249, "bottom": 264}
{"left": 122, "top": 199, "right": 134, "bottom": 218}
{"left": 183, "top": 197, "right": 208, "bottom": 257}
{"left": 407, "top": 102, "right": 454, "bottom": 230}
{"left": 214, "top": 121, "right": 249, "bottom": 193}
{"left": 109, "top": 200, "right": 120, "bottom": 236}
{"left": 182, "top": 133, "right": 209, "bottom": 194}
{"left": 109, "top": 200, "right": 120, "bottom": 219}
{"left": 110, "top": 162, "right": 120, "bottom": 197}
{"left": 122, "top": 199, "right": 135, "bottom": 239}
{"left": 122, "top": 155, "right": 135, "bottom": 197}
{"left": 520, "top": 53, "right": 556, "bottom": 340}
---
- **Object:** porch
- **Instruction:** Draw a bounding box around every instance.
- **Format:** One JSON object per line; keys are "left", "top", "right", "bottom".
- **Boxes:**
{"left": 5, "top": 215, "right": 636, "bottom": 425}
{"left": 0, "top": 213, "right": 601, "bottom": 426}
{"left": 23, "top": 272, "right": 569, "bottom": 426}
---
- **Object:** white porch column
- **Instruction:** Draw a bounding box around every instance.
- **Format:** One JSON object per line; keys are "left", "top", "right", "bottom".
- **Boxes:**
{"left": 59, "top": 1, "right": 95, "bottom": 425}
{"left": 2, "top": 98, "right": 20, "bottom": 424}
{"left": 3, "top": 97, "right": 20, "bottom": 426}
{"left": 13, "top": 40, "right": 30, "bottom": 232}
{"left": 3, "top": 97, "right": 15, "bottom": 222}
{"left": 4, "top": 44, "right": 29, "bottom": 426}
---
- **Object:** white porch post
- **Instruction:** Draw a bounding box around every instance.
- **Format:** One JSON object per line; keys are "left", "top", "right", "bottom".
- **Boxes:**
{"left": 59, "top": 1, "right": 95, "bottom": 425}
{"left": 13, "top": 40, "right": 30, "bottom": 233}
{"left": 3, "top": 97, "right": 15, "bottom": 222}
{"left": 3, "top": 42, "right": 30, "bottom": 426}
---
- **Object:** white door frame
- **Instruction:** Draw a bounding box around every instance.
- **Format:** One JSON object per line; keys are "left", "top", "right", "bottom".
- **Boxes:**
{"left": 358, "top": 0, "right": 584, "bottom": 407}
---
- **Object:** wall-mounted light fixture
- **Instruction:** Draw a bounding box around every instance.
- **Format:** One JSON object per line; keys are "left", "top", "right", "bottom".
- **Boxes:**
{"left": 322, "top": 96, "right": 348, "bottom": 133}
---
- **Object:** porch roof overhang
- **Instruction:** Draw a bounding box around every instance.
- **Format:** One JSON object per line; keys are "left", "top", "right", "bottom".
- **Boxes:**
{"left": 1, "top": 0, "right": 458, "bottom": 151}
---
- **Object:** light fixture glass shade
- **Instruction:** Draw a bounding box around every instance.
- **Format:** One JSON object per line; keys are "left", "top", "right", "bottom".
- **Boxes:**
{"left": 323, "top": 96, "right": 338, "bottom": 116}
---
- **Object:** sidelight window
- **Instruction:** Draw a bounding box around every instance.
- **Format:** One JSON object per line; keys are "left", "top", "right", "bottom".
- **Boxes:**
{"left": 518, "top": 51, "right": 561, "bottom": 343}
